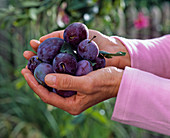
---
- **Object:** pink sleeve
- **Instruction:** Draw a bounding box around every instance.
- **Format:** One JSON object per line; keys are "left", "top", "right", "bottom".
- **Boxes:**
{"left": 114, "top": 35, "right": 170, "bottom": 78}
{"left": 111, "top": 35, "right": 170, "bottom": 135}
{"left": 112, "top": 67, "right": 170, "bottom": 136}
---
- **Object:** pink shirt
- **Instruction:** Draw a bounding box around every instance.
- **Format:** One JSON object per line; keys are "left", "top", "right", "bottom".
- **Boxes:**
{"left": 111, "top": 35, "right": 170, "bottom": 136}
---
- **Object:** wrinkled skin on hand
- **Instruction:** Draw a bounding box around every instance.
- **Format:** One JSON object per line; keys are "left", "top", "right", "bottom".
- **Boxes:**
{"left": 22, "top": 29, "right": 130, "bottom": 115}
{"left": 22, "top": 66, "right": 123, "bottom": 115}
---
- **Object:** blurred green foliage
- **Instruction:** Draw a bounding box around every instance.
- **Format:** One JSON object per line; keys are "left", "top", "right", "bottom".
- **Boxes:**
{"left": 0, "top": 0, "right": 169, "bottom": 138}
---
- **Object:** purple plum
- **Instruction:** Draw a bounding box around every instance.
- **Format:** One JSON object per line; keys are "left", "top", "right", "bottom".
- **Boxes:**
{"left": 52, "top": 88, "right": 77, "bottom": 98}
{"left": 27, "top": 56, "right": 41, "bottom": 74}
{"left": 37, "top": 38, "right": 64, "bottom": 63}
{"left": 53, "top": 53, "right": 77, "bottom": 75}
{"left": 76, "top": 60, "right": 93, "bottom": 76}
{"left": 64, "top": 22, "right": 89, "bottom": 49}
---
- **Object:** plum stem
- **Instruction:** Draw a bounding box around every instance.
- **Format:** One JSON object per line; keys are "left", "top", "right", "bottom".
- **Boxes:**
{"left": 88, "top": 36, "right": 96, "bottom": 43}
{"left": 69, "top": 36, "right": 76, "bottom": 40}
{"left": 60, "top": 63, "right": 66, "bottom": 72}
{"left": 35, "top": 56, "right": 43, "bottom": 62}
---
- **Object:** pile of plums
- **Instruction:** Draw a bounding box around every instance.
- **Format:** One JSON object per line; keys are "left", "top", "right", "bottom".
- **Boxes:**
{"left": 27, "top": 22, "right": 126, "bottom": 98}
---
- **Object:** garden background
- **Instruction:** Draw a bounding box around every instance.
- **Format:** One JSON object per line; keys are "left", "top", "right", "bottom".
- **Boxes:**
{"left": 0, "top": 0, "right": 170, "bottom": 138}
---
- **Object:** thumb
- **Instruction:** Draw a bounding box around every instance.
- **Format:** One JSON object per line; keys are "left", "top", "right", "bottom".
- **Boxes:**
{"left": 45, "top": 73, "right": 91, "bottom": 92}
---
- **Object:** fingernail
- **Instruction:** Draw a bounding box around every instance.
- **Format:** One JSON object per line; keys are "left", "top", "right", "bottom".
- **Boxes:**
{"left": 30, "top": 40, "right": 40, "bottom": 47}
{"left": 45, "top": 75, "right": 56, "bottom": 85}
{"left": 21, "top": 69, "right": 25, "bottom": 76}
{"left": 23, "top": 51, "right": 28, "bottom": 56}
{"left": 34, "top": 39, "right": 40, "bottom": 43}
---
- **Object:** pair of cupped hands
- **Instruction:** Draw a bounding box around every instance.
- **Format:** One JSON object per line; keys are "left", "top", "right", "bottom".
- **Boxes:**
{"left": 22, "top": 29, "right": 131, "bottom": 115}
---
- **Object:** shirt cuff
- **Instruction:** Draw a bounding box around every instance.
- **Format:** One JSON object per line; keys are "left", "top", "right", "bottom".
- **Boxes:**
{"left": 111, "top": 66, "right": 170, "bottom": 136}
{"left": 112, "top": 35, "right": 170, "bottom": 78}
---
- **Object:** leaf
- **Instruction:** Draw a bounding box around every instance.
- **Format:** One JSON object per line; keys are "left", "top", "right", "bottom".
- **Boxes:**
{"left": 16, "top": 79, "right": 26, "bottom": 90}
{"left": 91, "top": 111, "right": 108, "bottom": 124}
{"left": 88, "top": 60, "right": 96, "bottom": 66}
{"left": 91, "top": 62, "right": 97, "bottom": 66}
{"left": 68, "top": 1, "right": 87, "bottom": 10}
{"left": 10, "top": 122, "right": 26, "bottom": 137}
{"left": 99, "top": 51, "right": 126, "bottom": 58}
{"left": 21, "top": 1, "right": 41, "bottom": 8}
{"left": 60, "top": 42, "right": 78, "bottom": 59}
{"left": 13, "top": 19, "right": 29, "bottom": 27}
{"left": 71, "top": 114, "right": 85, "bottom": 124}
{"left": 29, "top": 8, "right": 37, "bottom": 20}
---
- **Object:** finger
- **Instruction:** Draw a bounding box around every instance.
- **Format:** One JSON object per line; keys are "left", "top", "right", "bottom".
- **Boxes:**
{"left": 47, "top": 92, "right": 76, "bottom": 112}
{"left": 22, "top": 70, "right": 73, "bottom": 111}
{"left": 45, "top": 73, "right": 92, "bottom": 92}
{"left": 89, "top": 29, "right": 100, "bottom": 39}
{"left": 30, "top": 39, "right": 40, "bottom": 52}
{"left": 23, "top": 51, "right": 36, "bottom": 60}
{"left": 22, "top": 70, "right": 48, "bottom": 98}
{"left": 23, "top": 72, "right": 40, "bottom": 93}
{"left": 21, "top": 68, "right": 32, "bottom": 76}
{"left": 39, "top": 30, "right": 64, "bottom": 42}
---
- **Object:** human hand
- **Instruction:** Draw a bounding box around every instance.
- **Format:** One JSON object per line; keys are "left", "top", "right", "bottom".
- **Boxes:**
{"left": 21, "top": 66, "right": 123, "bottom": 115}
{"left": 24, "top": 29, "right": 130, "bottom": 69}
